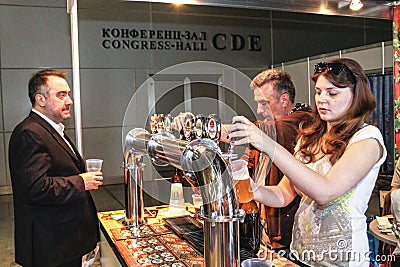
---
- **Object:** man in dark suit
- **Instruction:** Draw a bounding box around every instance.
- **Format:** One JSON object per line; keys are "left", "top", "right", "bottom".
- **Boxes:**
{"left": 9, "top": 69, "right": 103, "bottom": 267}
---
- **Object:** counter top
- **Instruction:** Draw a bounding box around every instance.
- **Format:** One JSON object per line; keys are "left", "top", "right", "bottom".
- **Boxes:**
{"left": 98, "top": 205, "right": 299, "bottom": 267}
{"left": 99, "top": 206, "right": 203, "bottom": 267}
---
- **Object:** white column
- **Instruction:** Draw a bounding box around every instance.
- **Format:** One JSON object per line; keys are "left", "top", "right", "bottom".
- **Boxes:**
{"left": 67, "top": 0, "right": 83, "bottom": 154}
{"left": 184, "top": 77, "right": 191, "bottom": 112}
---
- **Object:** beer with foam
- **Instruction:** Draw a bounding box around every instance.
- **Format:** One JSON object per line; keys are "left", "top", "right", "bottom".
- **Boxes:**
{"left": 232, "top": 160, "right": 253, "bottom": 203}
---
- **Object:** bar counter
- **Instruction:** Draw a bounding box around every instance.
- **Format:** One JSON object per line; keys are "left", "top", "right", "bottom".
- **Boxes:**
{"left": 98, "top": 205, "right": 299, "bottom": 267}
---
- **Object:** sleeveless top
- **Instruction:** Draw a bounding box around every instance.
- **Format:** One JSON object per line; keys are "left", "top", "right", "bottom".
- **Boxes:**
{"left": 290, "top": 125, "right": 387, "bottom": 267}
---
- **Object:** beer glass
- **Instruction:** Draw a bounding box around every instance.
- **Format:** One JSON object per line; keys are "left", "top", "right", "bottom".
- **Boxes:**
{"left": 232, "top": 159, "right": 253, "bottom": 203}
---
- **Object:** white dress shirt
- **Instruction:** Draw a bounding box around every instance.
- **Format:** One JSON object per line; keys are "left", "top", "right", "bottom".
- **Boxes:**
{"left": 32, "top": 109, "right": 76, "bottom": 154}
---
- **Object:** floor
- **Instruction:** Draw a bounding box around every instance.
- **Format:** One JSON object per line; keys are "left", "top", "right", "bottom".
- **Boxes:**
{"left": 0, "top": 183, "right": 166, "bottom": 267}
{"left": 0, "top": 183, "right": 383, "bottom": 267}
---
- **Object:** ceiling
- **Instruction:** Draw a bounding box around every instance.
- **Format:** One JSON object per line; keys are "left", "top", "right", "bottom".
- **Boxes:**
{"left": 125, "top": 0, "right": 397, "bottom": 20}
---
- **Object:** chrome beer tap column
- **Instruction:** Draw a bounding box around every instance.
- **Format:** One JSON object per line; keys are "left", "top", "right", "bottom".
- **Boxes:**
{"left": 123, "top": 127, "right": 188, "bottom": 229}
{"left": 123, "top": 128, "right": 152, "bottom": 228}
{"left": 123, "top": 128, "right": 243, "bottom": 266}
{"left": 181, "top": 139, "right": 244, "bottom": 267}
{"left": 123, "top": 113, "right": 243, "bottom": 266}
{"left": 123, "top": 152, "right": 145, "bottom": 227}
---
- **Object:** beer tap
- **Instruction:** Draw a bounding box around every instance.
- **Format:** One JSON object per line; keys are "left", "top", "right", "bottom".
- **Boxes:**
{"left": 123, "top": 113, "right": 247, "bottom": 266}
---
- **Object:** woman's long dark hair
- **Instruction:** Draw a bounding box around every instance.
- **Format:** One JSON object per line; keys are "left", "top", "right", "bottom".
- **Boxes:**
{"left": 295, "top": 58, "right": 376, "bottom": 164}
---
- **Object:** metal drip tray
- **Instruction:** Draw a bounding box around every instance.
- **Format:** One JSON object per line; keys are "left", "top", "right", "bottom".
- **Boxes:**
{"left": 163, "top": 216, "right": 204, "bottom": 253}
{"left": 163, "top": 215, "right": 255, "bottom": 262}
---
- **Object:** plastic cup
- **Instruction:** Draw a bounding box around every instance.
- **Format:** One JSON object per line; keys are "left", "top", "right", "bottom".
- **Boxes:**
{"left": 192, "top": 194, "right": 203, "bottom": 218}
{"left": 86, "top": 159, "right": 103, "bottom": 171}
{"left": 241, "top": 258, "right": 272, "bottom": 267}
{"left": 168, "top": 183, "right": 186, "bottom": 216}
{"left": 192, "top": 193, "right": 203, "bottom": 207}
{"left": 232, "top": 159, "right": 253, "bottom": 203}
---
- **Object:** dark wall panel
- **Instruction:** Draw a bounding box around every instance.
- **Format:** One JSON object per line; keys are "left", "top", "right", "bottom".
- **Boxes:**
{"left": 271, "top": 11, "right": 391, "bottom": 64}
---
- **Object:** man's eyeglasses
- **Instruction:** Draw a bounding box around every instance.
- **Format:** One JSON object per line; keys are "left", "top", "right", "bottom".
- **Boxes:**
{"left": 314, "top": 62, "right": 356, "bottom": 82}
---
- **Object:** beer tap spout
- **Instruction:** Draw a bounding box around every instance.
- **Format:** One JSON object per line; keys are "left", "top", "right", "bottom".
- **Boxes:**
{"left": 181, "top": 138, "right": 242, "bottom": 221}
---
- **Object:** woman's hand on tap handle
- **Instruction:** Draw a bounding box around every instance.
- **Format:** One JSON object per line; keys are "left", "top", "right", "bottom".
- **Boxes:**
{"left": 230, "top": 116, "right": 266, "bottom": 151}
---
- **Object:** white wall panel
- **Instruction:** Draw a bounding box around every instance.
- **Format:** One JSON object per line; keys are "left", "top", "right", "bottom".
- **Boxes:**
{"left": 80, "top": 69, "right": 136, "bottom": 128}
{"left": 0, "top": 6, "right": 71, "bottom": 68}
{"left": 2, "top": 70, "right": 39, "bottom": 132}
{"left": 2, "top": 69, "right": 74, "bottom": 132}
{"left": 342, "top": 46, "right": 385, "bottom": 71}
{"left": 4, "top": 133, "right": 10, "bottom": 188}
{"left": 283, "top": 61, "right": 311, "bottom": 106}
{"left": 124, "top": 68, "right": 154, "bottom": 131}
{"left": 0, "top": 0, "right": 64, "bottom": 6}
{"left": 280, "top": 43, "right": 393, "bottom": 110}
{"left": 0, "top": 133, "right": 6, "bottom": 187}
{"left": 384, "top": 44, "right": 393, "bottom": 70}
{"left": 79, "top": 9, "right": 153, "bottom": 69}
{"left": 83, "top": 127, "right": 124, "bottom": 182}
{"left": 0, "top": 73, "right": 3, "bottom": 132}
{"left": 221, "top": 67, "right": 256, "bottom": 121}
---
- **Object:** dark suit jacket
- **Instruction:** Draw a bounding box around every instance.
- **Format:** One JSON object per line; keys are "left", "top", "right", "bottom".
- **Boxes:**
{"left": 9, "top": 112, "right": 99, "bottom": 267}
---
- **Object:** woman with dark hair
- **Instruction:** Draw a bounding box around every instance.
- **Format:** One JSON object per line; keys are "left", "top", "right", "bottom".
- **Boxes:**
{"left": 230, "top": 58, "right": 386, "bottom": 266}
